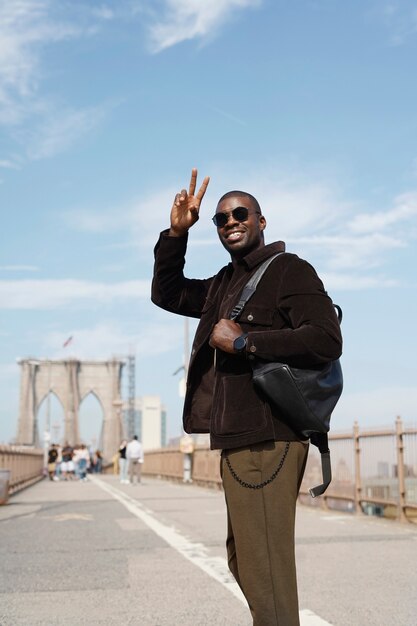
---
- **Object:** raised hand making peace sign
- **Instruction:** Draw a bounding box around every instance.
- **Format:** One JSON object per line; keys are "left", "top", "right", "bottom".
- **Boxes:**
{"left": 169, "top": 168, "right": 210, "bottom": 237}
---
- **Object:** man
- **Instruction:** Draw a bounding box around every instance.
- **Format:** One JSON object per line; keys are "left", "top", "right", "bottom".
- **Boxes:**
{"left": 126, "top": 435, "right": 144, "bottom": 484}
{"left": 179, "top": 433, "right": 195, "bottom": 483}
{"left": 61, "top": 442, "right": 75, "bottom": 481}
{"left": 47, "top": 443, "right": 58, "bottom": 481}
{"left": 73, "top": 444, "right": 90, "bottom": 482}
{"left": 118, "top": 439, "right": 129, "bottom": 484}
{"left": 151, "top": 169, "right": 342, "bottom": 625}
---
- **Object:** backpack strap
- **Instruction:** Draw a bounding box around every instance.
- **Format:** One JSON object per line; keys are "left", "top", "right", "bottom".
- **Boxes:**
{"left": 309, "top": 433, "right": 332, "bottom": 498}
{"left": 309, "top": 303, "right": 342, "bottom": 497}
{"left": 230, "top": 252, "right": 284, "bottom": 321}
{"left": 334, "top": 304, "right": 343, "bottom": 323}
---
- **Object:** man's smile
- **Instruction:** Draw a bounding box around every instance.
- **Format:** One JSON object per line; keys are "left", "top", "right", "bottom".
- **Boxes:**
{"left": 224, "top": 228, "right": 246, "bottom": 242}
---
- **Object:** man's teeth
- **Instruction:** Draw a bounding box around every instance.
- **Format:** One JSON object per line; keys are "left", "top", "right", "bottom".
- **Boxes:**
{"left": 228, "top": 232, "right": 242, "bottom": 240}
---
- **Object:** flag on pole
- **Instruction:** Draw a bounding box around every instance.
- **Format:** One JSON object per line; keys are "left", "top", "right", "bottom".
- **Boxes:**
{"left": 63, "top": 336, "right": 73, "bottom": 348}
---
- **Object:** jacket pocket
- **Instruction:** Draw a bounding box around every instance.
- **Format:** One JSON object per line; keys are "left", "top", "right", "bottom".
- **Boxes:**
{"left": 212, "top": 372, "right": 267, "bottom": 436}
{"left": 238, "top": 304, "right": 273, "bottom": 327}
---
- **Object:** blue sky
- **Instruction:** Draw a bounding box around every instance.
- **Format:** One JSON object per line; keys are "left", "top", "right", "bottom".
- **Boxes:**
{"left": 1, "top": 0, "right": 417, "bottom": 445}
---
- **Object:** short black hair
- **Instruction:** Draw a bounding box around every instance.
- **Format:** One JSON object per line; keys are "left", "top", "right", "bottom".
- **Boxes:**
{"left": 217, "top": 190, "right": 261, "bottom": 214}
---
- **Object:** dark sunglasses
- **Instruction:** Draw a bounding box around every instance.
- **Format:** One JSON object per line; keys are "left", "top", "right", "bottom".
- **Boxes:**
{"left": 211, "top": 206, "right": 260, "bottom": 228}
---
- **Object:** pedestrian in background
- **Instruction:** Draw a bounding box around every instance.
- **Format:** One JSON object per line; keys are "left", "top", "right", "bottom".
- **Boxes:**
{"left": 74, "top": 444, "right": 90, "bottom": 481}
{"left": 54, "top": 444, "right": 62, "bottom": 480}
{"left": 179, "top": 434, "right": 194, "bottom": 483}
{"left": 93, "top": 450, "right": 103, "bottom": 473}
{"left": 118, "top": 439, "right": 129, "bottom": 484}
{"left": 126, "top": 435, "right": 144, "bottom": 484}
{"left": 61, "top": 442, "right": 75, "bottom": 480}
{"left": 47, "top": 444, "right": 58, "bottom": 481}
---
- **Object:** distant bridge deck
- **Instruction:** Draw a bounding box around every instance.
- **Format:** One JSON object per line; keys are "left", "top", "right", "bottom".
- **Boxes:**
{"left": 1, "top": 475, "right": 416, "bottom": 626}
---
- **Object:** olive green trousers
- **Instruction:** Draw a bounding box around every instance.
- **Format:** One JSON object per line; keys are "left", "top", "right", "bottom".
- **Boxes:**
{"left": 221, "top": 440, "right": 309, "bottom": 626}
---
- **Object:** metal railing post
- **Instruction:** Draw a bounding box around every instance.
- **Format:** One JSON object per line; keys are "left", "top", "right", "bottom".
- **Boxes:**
{"left": 395, "top": 416, "right": 407, "bottom": 523}
{"left": 354, "top": 421, "right": 363, "bottom": 514}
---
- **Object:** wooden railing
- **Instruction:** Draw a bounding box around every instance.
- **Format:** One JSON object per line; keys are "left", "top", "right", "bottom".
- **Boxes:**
{"left": 143, "top": 417, "right": 417, "bottom": 523}
{"left": 144, "top": 446, "right": 222, "bottom": 487}
{"left": 298, "top": 417, "right": 417, "bottom": 522}
{"left": 3, "top": 418, "right": 416, "bottom": 522}
{"left": 0, "top": 446, "right": 44, "bottom": 496}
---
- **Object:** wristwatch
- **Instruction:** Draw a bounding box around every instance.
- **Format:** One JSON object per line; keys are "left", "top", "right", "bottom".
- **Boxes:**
{"left": 233, "top": 333, "right": 248, "bottom": 353}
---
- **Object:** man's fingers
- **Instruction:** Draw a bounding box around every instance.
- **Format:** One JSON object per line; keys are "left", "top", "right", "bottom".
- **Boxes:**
{"left": 174, "top": 190, "right": 188, "bottom": 206}
{"left": 189, "top": 168, "right": 197, "bottom": 197}
{"left": 196, "top": 176, "right": 210, "bottom": 203}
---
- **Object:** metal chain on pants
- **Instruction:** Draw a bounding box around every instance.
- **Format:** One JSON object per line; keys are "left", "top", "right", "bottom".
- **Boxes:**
{"left": 224, "top": 441, "right": 290, "bottom": 489}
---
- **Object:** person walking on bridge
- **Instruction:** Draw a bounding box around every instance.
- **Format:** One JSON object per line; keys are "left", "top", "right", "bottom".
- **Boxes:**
{"left": 118, "top": 439, "right": 129, "bottom": 484}
{"left": 126, "top": 435, "right": 144, "bottom": 484}
{"left": 151, "top": 169, "right": 342, "bottom": 626}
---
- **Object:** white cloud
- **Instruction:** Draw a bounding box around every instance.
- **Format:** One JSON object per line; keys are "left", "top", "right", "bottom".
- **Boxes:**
{"left": 92, "top": 6, "right": 115, "bottom": 21}
{"left": 0, "top": 1, "right": 113, "bottom": 161}
{"left": 216, "top": 167, "right": 401, "bottom": 277}
{"left": 0, "top": 1, "right": 81, "bottom": 123}
{"left": 0, "top": 0, "right": 260, "bottom": 160}
{"left": 0, "top": 265, "right": 39, "bottom": 271}
{"left": 246, "top": 172, "right": 416, "bottom": 280}
{"left": 0, "top": 279, "right": 150, "bottom": 309}
{"left": 63, "top": 186, "right": 179, "bottom": 244}
{"left": 24, "top": 104, "right": 109, "bottom": 160}
{"left": 61, "top": 164, "right": 417, "bottom": 290}
{"left": 373, "top": 1, "right": 417, "bottom": 46}
{"left": 148, "top": 0, "right": 262, "bottom": 53}
{"left": 43, "top": 320, "right": 182, "bottom": 360}
{"left": 248, "top": 179, "right": 350, "bottom": 238}
{"left": 348, "top": 192, "right": 417, "bottom": 234}
{"left": 320, "top": 272, "right": 398, "bottom": 291}
{"left": 63, "top": 207, "right": 130, "bottom": 234}
{"left": 288, "top": 232, "right": 405, "bottom": 271}
{"left": 80, "top": 169, "right": 349, "bottom": 254}
{"left": 0, "top": 159, "right": 20, "bottom": 169}
{"left": 131, "top": 186, "right": 184, "bottom": 243}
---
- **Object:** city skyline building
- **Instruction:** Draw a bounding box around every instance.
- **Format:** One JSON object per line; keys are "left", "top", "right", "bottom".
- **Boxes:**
{"left": 123, "top": 395, "right": 167, "bottom": 451}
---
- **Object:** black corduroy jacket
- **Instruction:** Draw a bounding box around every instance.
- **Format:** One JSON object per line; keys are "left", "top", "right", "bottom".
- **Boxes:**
{"left": 152, "top": 230, "right": 343, "bottom": 450}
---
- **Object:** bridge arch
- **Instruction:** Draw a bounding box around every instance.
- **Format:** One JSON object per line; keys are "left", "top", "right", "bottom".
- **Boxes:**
{"left": 16, "top": 357, "right": 125, "bottom": 461}
{"left": 78, "top": 390, "right": 105, "bottom": 450}
{"left": 36, "top": 390, "right": 65, "bottom": 444}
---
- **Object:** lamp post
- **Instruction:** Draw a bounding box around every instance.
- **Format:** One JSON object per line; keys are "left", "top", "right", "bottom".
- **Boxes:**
{"left": 112, "top": 398, "right": 124, "bottom": 460}
{"left": 174, "top": 318, "right": 190, "bottom": 403}
{"left": 43, "top": 360, "right": 52, "bottom": 472}
{"left": 27, "top": 359, "right": 40, "bottom": 447}
{"left": 179, "top": 318, "right": 194, "bottom": 483}
{"left": 46, "top": 360, "right": 52, "bottom": 437}
{"left": 43, "top": 430, "right": 51, "bottom": 475}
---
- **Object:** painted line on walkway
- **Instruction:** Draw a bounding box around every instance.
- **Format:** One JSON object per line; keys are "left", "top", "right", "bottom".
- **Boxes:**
{"left": 91, "top": 476, "right": 331, "bottom": 626}
{"left": 91, "top": 476, "right": 246, "bottom": 603}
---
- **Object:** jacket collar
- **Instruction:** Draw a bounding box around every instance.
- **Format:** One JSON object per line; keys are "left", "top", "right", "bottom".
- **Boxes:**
{"left": 233, "top": 241, "right": 286, "bottom": 270}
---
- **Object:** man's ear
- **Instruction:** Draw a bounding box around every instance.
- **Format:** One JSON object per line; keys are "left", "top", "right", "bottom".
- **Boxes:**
{"left": 259, "top": 215, "right": 267, "bottom": 231}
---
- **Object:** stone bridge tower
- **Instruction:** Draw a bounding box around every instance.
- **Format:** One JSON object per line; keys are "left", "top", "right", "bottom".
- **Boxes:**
{"left": 16, "top": 357, "right": 125, "bottom": 461}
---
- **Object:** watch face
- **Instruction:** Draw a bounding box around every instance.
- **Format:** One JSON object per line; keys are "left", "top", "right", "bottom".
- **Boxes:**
{"left": 234, "top": 335, "right": 247, "bottom": 352}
